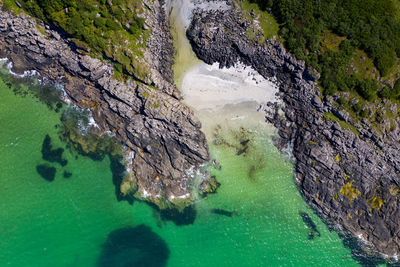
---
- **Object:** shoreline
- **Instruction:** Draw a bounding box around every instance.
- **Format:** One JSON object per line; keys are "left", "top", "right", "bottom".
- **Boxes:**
{"left": 0, "top": 3, "right": 215, "bottom": 211}
{"left": 1, "top": 0, "right": 399, "bottom": 263}
{"left": 186, "top": 1, "right": 400, "bottom": 263}
{"left": 181, "top": 62, "right": 278, "bottom": 111}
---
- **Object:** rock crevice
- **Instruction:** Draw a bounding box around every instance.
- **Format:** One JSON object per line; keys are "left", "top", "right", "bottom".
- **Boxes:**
{"left": 0, "top": 2, "right": 210, "bottom": 209}
{"left": 186, "top": 5, "right": 400, "bottom": 260}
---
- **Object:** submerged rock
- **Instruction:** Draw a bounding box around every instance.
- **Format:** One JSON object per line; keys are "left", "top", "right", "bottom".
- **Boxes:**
{"left": 199, "top": 176, "right": 220, "bottom": 197}
{"left": 63, "top": 170, "right": 72, "bottom": 178}
{"left": 41, "top": 134, "right": 67, "bottom": 166}
{"left": 0, "top": 1, "right": 209, "bottom": 210}
{"left": 186, "top": 1, "right": 400, "bottom": 261}
{"left": 98, "top": 225, "right": 170, "bottom": 267}
{"left": 36, "top": 164, "right": 56, "bottom": 182}
{"left": 299, "top": 212, "right": 321, "bottom": 240}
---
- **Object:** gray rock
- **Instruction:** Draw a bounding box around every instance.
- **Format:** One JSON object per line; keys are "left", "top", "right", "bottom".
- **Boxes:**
{"left": 0, "top": 2, "right": 209, "bottom": 210}
{"left": 186, "top": 3, "right": 400, "bottom": 261}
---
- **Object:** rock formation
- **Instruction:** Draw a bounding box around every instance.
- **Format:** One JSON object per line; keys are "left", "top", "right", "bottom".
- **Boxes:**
{"left": 187, "top": 4, "right": 400, "bottom": 261}
{"left": 0, "top": 1, "right": 212, "bottom": 209}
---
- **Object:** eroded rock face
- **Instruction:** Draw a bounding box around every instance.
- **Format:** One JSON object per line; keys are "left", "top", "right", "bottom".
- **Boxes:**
{"left": 187, "top": 5, "right": 400, "bottom": 261}
{"left": 0, "top": 1, "right": 210, "bottom": 209}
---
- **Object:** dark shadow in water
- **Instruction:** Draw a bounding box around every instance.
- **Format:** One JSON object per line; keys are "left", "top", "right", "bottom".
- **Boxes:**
{"left": 147, "top": 202, "right": 197, "bottom": 226}
{"left": 299, "top": 204, "right": 387, "bottom": 265}
{"left": 210, "top": 208, "right": 237, "bottom": 217}
{"left": 110, "top": 155, "right": 134, "bottom": 204}
{"left": 36, "top": 164, "right": 56, "bottom": 182}
{"left": 98, "top": 225, "right": 170, "bottom": 267}
{"left": 340, "top": 233, "right": 386, "bottom": 266}
{"left": 299, "top": 211, "right": 321, "bottom": 240}
{"left": 41, "top": 134, "right": 68, "bottom": 166}
{"left": 63, "top": 170, "right": 72, "bottom": 178}
{"left": 0, "top": 69, "right": 63, "bottom": 110}
{"left": 159, "top": 205, "right": 197, "bottom": 226}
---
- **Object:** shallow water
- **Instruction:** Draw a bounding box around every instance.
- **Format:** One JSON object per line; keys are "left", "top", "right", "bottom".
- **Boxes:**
{"left": 0, "top": 1, "right": 363, "bottom": 265}
{"left": 0, "top": 76, "right": 360, "bottom": 266}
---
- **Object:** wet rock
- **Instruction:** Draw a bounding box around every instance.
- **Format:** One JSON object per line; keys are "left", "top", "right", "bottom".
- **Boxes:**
{"left": 0, "top": 2, "right": 208, "bottom": 210}
{"left": 199, "top": 176, "right": 221, "bottom": 197}
{"left": 186, "top": 3, "right": 400, "bottom": 261}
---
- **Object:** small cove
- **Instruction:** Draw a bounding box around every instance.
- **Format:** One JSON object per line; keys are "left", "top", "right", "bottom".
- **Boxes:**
{"left": 0, "top": 2, "right": 367, "bottom": 266}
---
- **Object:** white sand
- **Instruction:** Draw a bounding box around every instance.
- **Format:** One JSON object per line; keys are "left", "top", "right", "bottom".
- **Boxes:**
{"left": 196, "top": 101, "right": 277, "bottom": 139}
{"left": 181, "top": 62, "right": 278, "bottom": 111}
{"left": 168, "top": 0, "right": 280, "bottom": 138}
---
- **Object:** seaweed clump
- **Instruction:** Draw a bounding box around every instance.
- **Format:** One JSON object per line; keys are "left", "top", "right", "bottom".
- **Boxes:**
{"left": 59, "top": 107, "right": 122, "bottom": 160}
{"left": 36, "top": 164, "right": 56, "bottom": 182}
{"left": 58, "top": 107, "right": 134, "bottom": 201}
{"left": 41, "top": 134, "right": 68, "bottom": 166}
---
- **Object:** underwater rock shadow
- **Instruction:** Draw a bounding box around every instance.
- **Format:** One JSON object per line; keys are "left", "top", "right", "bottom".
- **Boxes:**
{"left": 299, "top": 211, "right": 321, "bottom": 240}
{"left": 109, "top": 155, "right": 136, "bottom": 205}
{"left": 148, "top": 202, "right": 197, "bottom": 227}
{"left": 98, "top": 224, "right": 170, "bottom": 267}
{"left": 159, "top": 205, "right": 197, "bottom": 226}
{"left": 36, "top": 163, "right": 56, "bottom": 182}
{"left": 210, "top": 208, "right": 238, "bottom": 218}
{"left": 41, "top": 134, "right": 68, "bottom": 166}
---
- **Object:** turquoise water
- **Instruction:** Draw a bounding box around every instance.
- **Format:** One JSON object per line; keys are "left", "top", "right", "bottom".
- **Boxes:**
{"left": 0, "top": 69, "right": 363, "bottom": 266}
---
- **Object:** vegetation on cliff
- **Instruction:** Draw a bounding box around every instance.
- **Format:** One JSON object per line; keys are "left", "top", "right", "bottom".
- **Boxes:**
{"left": 2, "top": 0, "right": 150, "bottom": 81}
{"left": 247, "top": 0, "right": 400, "bottom": 130}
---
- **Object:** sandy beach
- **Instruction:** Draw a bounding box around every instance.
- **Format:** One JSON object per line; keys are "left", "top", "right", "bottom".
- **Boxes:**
{"left": 181, "top": 62, "right": 278, "bottom": 111}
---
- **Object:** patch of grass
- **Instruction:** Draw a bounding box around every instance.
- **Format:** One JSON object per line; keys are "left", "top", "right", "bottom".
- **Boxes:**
{"left": 1, "top": 0, "right": 22, "bottom": 13}
{"left": 236, "top": 0, "right": 280, "bottom": 42}
{"left": 323, "top": 112, "right": 360, "bottom": 135}
{"left": 381, "top": 57, "right": 400, "bottom": 85}
{"left": 35, "top": 24, "right": 47, "bottom": 36}
{"left": 320, "top": 30, "right": 346, "bottom": 53}
{"left": 348, "top": 49, "right": 377, "bottom": 80}
{"left": 19, "top": 0, "right": 150, "bottom": 82}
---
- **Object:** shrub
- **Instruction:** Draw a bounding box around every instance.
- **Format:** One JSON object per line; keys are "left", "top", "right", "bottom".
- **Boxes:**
{"left": 356, "top": 79, "right": 378, "bottom": 101}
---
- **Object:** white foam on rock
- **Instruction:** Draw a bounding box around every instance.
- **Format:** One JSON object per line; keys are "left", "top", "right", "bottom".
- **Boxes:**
{"left": 0, "top": 58, "right": 39, "bottom": 78}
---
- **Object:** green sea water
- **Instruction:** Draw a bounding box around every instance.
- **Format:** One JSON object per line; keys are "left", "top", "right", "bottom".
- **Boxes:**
{"left": 0, "top": 68, "right": 364, "bottom": 266}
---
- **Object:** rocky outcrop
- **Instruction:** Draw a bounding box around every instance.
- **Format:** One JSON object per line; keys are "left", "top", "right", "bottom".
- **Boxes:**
{"left": 144, "top": 0, "right": 181, "bottom": 99}
{"left": 187, "top": 5, "right": 400, "bottom": 261}
{"left": 0, "top": 2, "right": 212, "bottom": 209}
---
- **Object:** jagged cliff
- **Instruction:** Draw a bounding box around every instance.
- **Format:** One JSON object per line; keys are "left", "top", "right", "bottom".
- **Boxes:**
{"left": 187, "top": 2, "right": 400, "bottom": 261}
{"left": 3, "top": 0, "right": 400, "bottom": 262}
{"left": 0, "top": 1, "right": 214, "bottom": 210}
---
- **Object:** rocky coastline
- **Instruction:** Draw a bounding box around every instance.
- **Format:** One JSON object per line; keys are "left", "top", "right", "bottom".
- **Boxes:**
{"left": 0, "top": 1, "right": 216, "bottom": 210}
{"left": 187, "top": 2, "right": 400, "bottom": 262}
{"left": 3, "top": 0, "right": 400, "bottom": 262}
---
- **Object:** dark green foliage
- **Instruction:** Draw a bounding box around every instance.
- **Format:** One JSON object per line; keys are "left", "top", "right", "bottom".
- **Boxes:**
{"left": 379, "top": 79, "right": 400, "bottom": 99}
{"left": 250, "top": 0, "right": 400, "bottom": 101}
{"left": 337, "top": 97, "right": 347, "bottom": 106}
{"left": 18, "top": 0, "right": 147, "bottom": 77}
{"left": 355, "top": 79, "right": 378, "bottom": 101}
{"left": 352, "top": 102, "right": 363, "bottom": 113}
